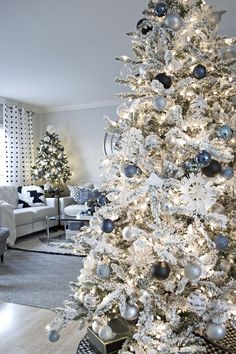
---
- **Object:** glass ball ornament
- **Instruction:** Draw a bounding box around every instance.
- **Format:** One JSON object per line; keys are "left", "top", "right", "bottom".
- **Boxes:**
{"left": 92, "top": 321, "right": 101, "bottom": 334}
{"left": 220, "top": 167, "right": 234, "bottom": 180}
{"left": 97, "top": 194, "right": 108, "bottom": 207}
{"left": 222, "top": 47, "right": 236, "bottom": 60}
{"left": 217, "top": 124, "right": 234, "bottom": 141}
{"left": 196, "top": 150, "right": 212, "bottom": 167}
{"left": 184, "top": 262, "right": 202, "bottom": 281}
{"left": 154, "top": 73, "right": 172, "bottom": 89}
{"left": 150, "top": 261, "right": 171, "bottom": 281}
{"left": 96, "top": 264, "right": 110, "bottom": 278}
{"left": 214, "top": 234, "right": 229, "bottom": 251}
{"left": 121, "top": 303, "right": 139, "bottom": 321}
{"left": 193, "top": 64, "right": 207, "bottom": 79}
{"left": 154, "top": 3, "right": 168, "bottom": 17}
{"left": 164, "top": 13, "right": 182, "bottom": 31}
{"left": 182, "top": 158, "right": 199, "bottom": 174}
{"left": 98, "top": 325, "right": 113, "bottom": 340}
{"left": 206, "top": 323, "right": 226, "bottom": 341}
{"left": 48, "top": 330, "right": 60, "bottom": 342}
{"left": 136, "top": 18, "right": 153, "bottom": 35}
{"left": 124, "top": 164, "right": 139, "bottom": 178}
{"left": 122, "top": 226, "right": 137, "bottom": 241}
{"left": 202, "top": 160, "right": 222, "bottom": 178}
{"left": 101, "top": 219, "right": 115, "bottom": 233}
{"left": 153, "top": 96, "right": 167, "bottom": 111}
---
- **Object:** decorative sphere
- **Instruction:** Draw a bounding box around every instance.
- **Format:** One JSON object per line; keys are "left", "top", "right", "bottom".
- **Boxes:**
{"left": 150, "top": 261, "right": 171, "bottom": 281}
{"left": 221, "top": 167, "right": 234, "bottom": 180}
{"left": 122, "top": 226, "right": 136, "bottom": 241}
{"left": 116, "top": 103, "right": 130, "bottom": 119}
{"left": 184, "top": 263, "right": 201, "bottom": 281}
{"left": 98, "top": 325, "right": 113, "bottom": 341}
{"left": 164, "top": 13, "right": 182, "bottom": 31}
{"left": 196, "top": 150, "right": 212, "bottom": 167}
{"left": 146, "top": 135, "right": 160, "bottom": 150}
{"left": 193, "top": 64, "right": 207, "bottom": 79}
{"left": 136, "top": 18, "right": 153, "bottom": 35}
{"left": 182, "top": 158, "right": 200, "bottom": 173}
{"left": 96, "top": 264, "right": 110, "bottom": 278}
{"left": 222, "top": 47, "right": 236, "bottom": 60}
{"left": 153, "top": 96, "right": 167, "bottom": 111}
{"left": 206, "top": 323, "right": 226, "bottom": 341}
{"left": 154, "top": 73, "right": 172, "bottom": 89}
{"left": 217, "top": 124, "right": 233, "bottom": 141}
{"left": 124, "top": 164, "right": 139, "bottom": 178}
{"left": 214, "top": 234, "right": 229, "bottom": 251}
{"left": 97, "top": 194, "right": 108, "bottom": 207}
{"left": 48, "top": 330, "right": 60, "bottom": 342}
{"left": 92, "top": 321, "right": 101, "bottom": 334}
{"left": 154, "top": 3, "right": 168, "bottom": 17}
{"left": 202, "top": 160, "right": 222, "bottom": 178}
{"left": 121, "top": 303, "right": 139, "bottom": 321}
{"left": 101, "top": 219, "right": 115, "bottom": 233}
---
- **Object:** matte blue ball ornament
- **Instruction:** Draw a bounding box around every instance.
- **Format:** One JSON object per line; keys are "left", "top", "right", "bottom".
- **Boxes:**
{"left": 215, "top": 234, "right": 229, "bottom": 251}
{"left": 196, "top": 150, "right": 212, "bottom": 167}
{"left": 124, "top": 164, "right": 139, "bottom": 178}
{"left": 220, "top": 167, "right": 234, "bottom": 180}
{"left": 97, "top": 194, "right": 108, "bottom": 207}
{"left": 48, "top": 330, "right": 60, "bottom": 342}
{"left": 101, "top": 219, "right": 115, "bottom": 233}
{"left": 193, "top": 64, "right": 207, "bottom": 79}
{"left": 154, "top": 3, "right": 168, "bottom": 17}
{"left": 217, "top": 124, "right": 233, "bottom": 141}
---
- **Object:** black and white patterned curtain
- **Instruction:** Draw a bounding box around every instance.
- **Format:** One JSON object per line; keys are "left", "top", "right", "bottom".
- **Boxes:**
{"left": 3, "top": 104, "right": 34, "bottom": 185}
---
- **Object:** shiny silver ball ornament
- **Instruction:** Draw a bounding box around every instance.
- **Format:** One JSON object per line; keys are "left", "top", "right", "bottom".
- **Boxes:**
{"left": 121, "top": 303, "right": 139, "bottom": 321}
{"left": 196, "top": 150, "right": 212, "bottom": 167}
{"left": 217, "top": 124, "right": 234, "bottom": 141}
{"left": 164, "top": 13, "right": 182, "bottom": 31}
{"left": 221, "top": 167, "right": 234, "bottom": 180}
{"left": 153, "top": 96, "right": 167, "bottom": 111}
{"left": 92, "top": 321, "right": 101, "bottom": 334}
{"left": 206, "top": 323, "right": 226, "bottom": 341}
{"left": 48, "top": 330, "right": 60, "bottom": 342}
{"left": 122, "top": 226, "right": 136, "bottom": 241}
{"left": 184, "top": 263, "right": 202, "bottom": 281}
{"left": 98, "top": 325, "right": 113, "bottom": 340}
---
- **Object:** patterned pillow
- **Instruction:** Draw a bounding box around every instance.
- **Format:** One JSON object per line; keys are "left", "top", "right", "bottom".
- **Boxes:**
{"left": 17, "top": 185, "right": 45, "bottom": 208}
{"left": 68, "top": 185, "right": 100, "bottom": 205}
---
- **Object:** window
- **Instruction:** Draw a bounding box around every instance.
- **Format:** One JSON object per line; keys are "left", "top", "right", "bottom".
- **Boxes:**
{"left": 0, "top": 128, "right": 5, "bottom": 184}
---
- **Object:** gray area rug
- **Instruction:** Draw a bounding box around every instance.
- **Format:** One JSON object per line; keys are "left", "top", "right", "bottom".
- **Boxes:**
{"left": 0, "top": 249, "right": 84, "bottom": 309}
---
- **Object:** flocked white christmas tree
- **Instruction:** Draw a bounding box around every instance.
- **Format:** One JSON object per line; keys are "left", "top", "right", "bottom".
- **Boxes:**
{"left": 47, "top": 1, "right": 236, "bottom": 352}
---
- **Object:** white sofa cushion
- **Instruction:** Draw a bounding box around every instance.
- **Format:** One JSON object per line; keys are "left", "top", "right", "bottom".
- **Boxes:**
{"left": 14, "top": 209, "right": 34, "bottom": 227}
{"left": 64, "top": 204, "right": 87, "bottom": 217}
{"left": 30, "top": 206, "right": 57, "bottom": 222}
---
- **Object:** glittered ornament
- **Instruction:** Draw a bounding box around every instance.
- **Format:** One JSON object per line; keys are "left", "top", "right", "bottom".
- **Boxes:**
{"left": 187, "top": 291, "right": 207, "bottom": 316}
{"left": 214, "top": 234, "right": 229, "bottom": 251}
{"left": 206, "top": 323, "right": 226, "bottom": 341}
{"left": 202, "top": 160, "right": 222, "bottom": 178}
{"left": 121, "top": 303, "right": 139, "bottom": 321}
{"left": 150, "top": 261, "right": 171, "bottom": 281}
{"left": 97, "top": 194, "right": 108, "bottom": 207}
{"left": 196, "top": 150, "right": 212, "bottom": 167}
{"left": 153, "top": 96, "right": 167, "bottom": 111}
{"left": 164, "top": 13, "right": 182, "bottom": 31}
{"left": 92, "top": 321, "right": 101, "bottom": 334}
{"left": 221, "top": 167, "right": 234, "bottom": 180}
{"left": 96, "top": 264, "right": 110, "bottom": 278}
{"left": 48, "top": 330, "right": 60, "bottom": 342}
{"left": 154, "top": 3, "right": 167, "bottom": 17}
{"left": 217, "top": 124, "right": 234, "bottom": 141}
{"left": 193, "top": 64, "right": 207, "bottom": 79}
{"left": 98, "top": 325, "right": 113, "bottom": 340}
{"left": 101, "top": 219, "right": 115, "bottom": 233}
{"left": 136, "top": 18, "right": 153, "bottom": 35}
{"left": 154, "top": 73, "right": 172, "bottom": 89}
{"left": 182, "top": 158, "right": 199, "bottom": 173}
{"left": 124, "top": 164, "right": 139, "bottom": 178}
{"left": 184, "top": 263, "right": 201, "bottom": 281}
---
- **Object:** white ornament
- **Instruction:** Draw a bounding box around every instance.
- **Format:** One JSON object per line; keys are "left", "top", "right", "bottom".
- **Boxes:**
{"left": 121, "top": 303, "right": 139, "bottom": 321}
{"left": 116, "top": 103, "right": 130, "bottom": 119}
{"left": 165, "top": 13, "right": 182, "bottom": 31}
{"left": 153, "top": 96, "right": 167, "bottom": 111}
{"left": 98, "top": 325, "right": 113, "bottom": 340}
{"left": 184, "top": 263, "right": 202, "bottom": 281}
{"left": 92, "top": 321, "right": 101, "bottom": 334}
{"left": 122, "top": 226, "right": 138, "bottom": 241}
{"left": 187, "top": 291, "right": 207, "bottom": 316}
{"left": 206, "top": 323, "right": 226, "bottom": 341}
{"left": 83, "top": 294, "right": 98, "bottom": 310}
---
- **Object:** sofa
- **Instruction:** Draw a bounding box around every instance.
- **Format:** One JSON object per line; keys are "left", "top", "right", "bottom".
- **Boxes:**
{"left": 0, "top": 185, "right": 58, "bottom": 245}
{"left": 0, "top": 228, "right": 9, "bottom": 262}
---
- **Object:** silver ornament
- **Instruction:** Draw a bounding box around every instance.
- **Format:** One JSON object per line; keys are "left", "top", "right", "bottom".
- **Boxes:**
{"left": 221, "top": 167, "right": 234, "bottom": 180}
{"left": 92, "top": 321, "right": 101, "bottom": 334}
{"left": 187, "top": 291, "right": 207, "bottom": 316}
{"left": 206, "top": 323, "right": 226, "bottom": 341}
{"left": 83, "top": 294, "right": 98, "bottom": 310}
{"left": 98, "top": 325, "right": 113, "bottom": 340}
{"left": 184, "top": 263, "right": 202, "bottom": 281}
{"left": 122, "top": 226, "right": 137, "bottom": 241}
{"left": 153, "top": 96, "right": 167, "bottom": 111}
{"left": 121, "top": 303, "right": 139, "bottom": 321}
{"left": 48, "top": 330, "right": 60, "bottom": 342}
{"left": 116, "top": 103, "right": 130, "bottom": 119}
{"left": 164, "top": 13, "right": 182, "bottom": 31}
{"left": 145, "top": 135, "right": 160, "bottom": 150}
{"left": 96, "top": 264, "right": 110, "bottom": 278}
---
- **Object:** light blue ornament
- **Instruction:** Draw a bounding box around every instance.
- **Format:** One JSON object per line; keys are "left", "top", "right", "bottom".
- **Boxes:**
{"left": 196, "top": 150, "right": 211, "bottom": 167}
{"left": 48, "top": 330, "right": 60, "bottom": 342}
{"left": 215, "top": 234, "right": 229, "bottom": 251}
{"left": 221, "top": 167, "right": 234, "bottom": 180}
{"left": 217, "top": 125, "right": 233, "bottom": 141}
{"left": 153, "top": 96, "right": 167, "bottom": 111}
{"left": 124, "top": 164, "right": 138, "bottom": 178}
{"left": 96, "top": 264, "right": 110, "bottom": 278}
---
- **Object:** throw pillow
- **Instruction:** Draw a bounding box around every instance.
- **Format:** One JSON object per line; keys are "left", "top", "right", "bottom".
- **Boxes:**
{"left": 68, "top": 185, "right": 100, "bottom": 205}
{"left": 17, "top": 185, "right": 45, "bottom": 208}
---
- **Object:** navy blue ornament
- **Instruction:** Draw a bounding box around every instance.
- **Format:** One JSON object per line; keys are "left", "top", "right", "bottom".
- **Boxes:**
{"left": 154, "top": 73, "right": 172, "bottom": 89}
{"left": 101, "top": 219, "right": 115, "bottom": 233}
{"left": 196, "top": 150, "right": 212, "bottom": 167}
{"left": 183, "top": 158, "right": 199, "bottom": 173}
{"left": 124, "top": 164, "right": 138, "bottom": 178}
{"left": 217, "top": 125, "right": 233, "bottom": 141}
{"left": 136, "top": 18, "right": 153, "bottom": 35}
{"left": 154, "top": 3, "right": 168, "bottom": 17}
{"left": 150, "top": 261, "right": 171, "bottom": 281}
{"left": 48, "top": 330, "right": 60, "bottom": 342}
{"left": 97, "top": 194, "right": 108, "bottom": 207}
{"left": 202, "top": 160, "right": 222, "bottom": 177}
{"left": 214, "top": 234, "right": 229, "bottom": 251}
{"left": 221, "top": 167, "right": 234, "bottom": 180}
{"left": 193, "top": 64, "right": 207, "bottom": 79}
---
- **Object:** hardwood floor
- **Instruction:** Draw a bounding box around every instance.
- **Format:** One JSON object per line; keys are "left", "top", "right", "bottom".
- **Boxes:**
{"left": 0, "top": 302, "right": 86, "bottom": 354}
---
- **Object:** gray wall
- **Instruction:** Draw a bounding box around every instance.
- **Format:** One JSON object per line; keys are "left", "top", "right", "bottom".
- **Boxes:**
{"left": 37, "top": 105, "right": 117, "bottom": 185}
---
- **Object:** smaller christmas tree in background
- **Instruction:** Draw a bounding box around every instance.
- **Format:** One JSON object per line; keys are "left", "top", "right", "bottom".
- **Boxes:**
{"left": 31, "top": 126, "right": 71, "bottom": 192}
